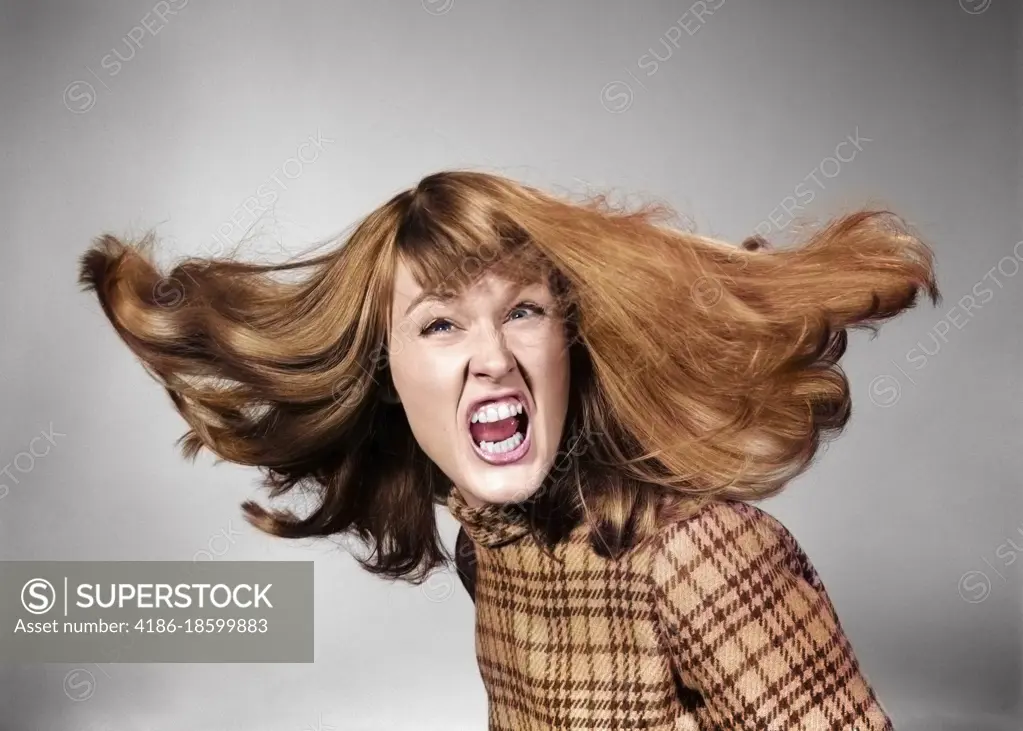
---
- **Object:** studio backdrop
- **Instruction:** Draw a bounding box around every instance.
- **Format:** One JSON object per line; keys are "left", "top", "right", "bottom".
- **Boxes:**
{"left": 0, "top": 1, "right": 1020, "bottom": 730}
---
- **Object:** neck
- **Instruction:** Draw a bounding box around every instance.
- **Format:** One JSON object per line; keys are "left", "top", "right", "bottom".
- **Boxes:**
{"left": 445, "top": 482, "right": 534, "bottom": 549}
{"left": 455, "top": 485, "right": 488, "bottom": 509}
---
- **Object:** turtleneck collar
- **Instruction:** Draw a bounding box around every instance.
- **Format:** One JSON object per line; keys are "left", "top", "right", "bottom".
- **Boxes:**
{"left": 445, "top": 482, "right": 534, "bottom": 549}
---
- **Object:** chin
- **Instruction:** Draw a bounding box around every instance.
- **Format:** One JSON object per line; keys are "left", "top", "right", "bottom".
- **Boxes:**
{"left": 459, "top": 467, "right": 547, "bottom": 506}
{"left": 455, "top": 427, "right": 556, "bottom": 506}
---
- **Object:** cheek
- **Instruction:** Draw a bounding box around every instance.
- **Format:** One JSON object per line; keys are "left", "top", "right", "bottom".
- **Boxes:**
{"left": 389, "top": 353, "right": 434, "bottom": 409}
{"left": 386, "top": 341, "right": 417, "bottom": 393}
{"left": 387, "top": 343, "right": 459, "bottom": 416}
{"left": 389, "top": 348, "right": 442, "bottom": 440}
{"left": 530, "top": 331, "right": 571, "bottom": 410}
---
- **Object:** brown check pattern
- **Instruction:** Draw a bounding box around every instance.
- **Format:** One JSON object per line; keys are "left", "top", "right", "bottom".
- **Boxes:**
{"left": 447, "top": 484, "right": 894, "bottom": 730}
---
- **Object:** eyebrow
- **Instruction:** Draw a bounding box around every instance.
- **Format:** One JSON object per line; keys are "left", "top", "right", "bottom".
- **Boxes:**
{"left": 403, "top": 290, "right": 458, "bottom": 318}
{"left": 402, "top": 282, "right": 549, "bottom": 319}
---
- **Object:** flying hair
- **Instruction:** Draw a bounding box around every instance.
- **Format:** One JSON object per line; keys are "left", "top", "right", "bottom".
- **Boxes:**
{"left": 77, "top": 169, "right": 941, "bottom": 581}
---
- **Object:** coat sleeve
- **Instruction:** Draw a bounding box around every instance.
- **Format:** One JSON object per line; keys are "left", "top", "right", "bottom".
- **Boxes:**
{"left": 454, "top": 526, "right": 477, "bottom": 603}
{"left": 650, "top": 500, "right": 894, "bottom": 730}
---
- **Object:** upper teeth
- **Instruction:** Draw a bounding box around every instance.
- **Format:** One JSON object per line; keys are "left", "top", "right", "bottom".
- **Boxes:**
{"left": 470, "top": 398, "right": 524, "bottom": 423}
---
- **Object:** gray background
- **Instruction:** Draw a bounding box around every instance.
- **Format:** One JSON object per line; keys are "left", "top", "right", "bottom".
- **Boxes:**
{"left": 1, "top": 0, "right": 1020, "bottom": 729}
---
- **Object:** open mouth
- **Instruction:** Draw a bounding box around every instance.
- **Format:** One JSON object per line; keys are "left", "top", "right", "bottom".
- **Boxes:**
{"left": 466, "top": 396, "right": 532, "bottom": 465}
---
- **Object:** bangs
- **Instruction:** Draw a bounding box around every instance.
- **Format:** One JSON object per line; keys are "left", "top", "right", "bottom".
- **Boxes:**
{"left": 395, "top": 201, "right": 560, "bottom": 299}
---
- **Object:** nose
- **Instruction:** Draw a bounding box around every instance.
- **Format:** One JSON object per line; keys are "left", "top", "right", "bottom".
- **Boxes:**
{"left": 467, "top": 325, "right": 516, "bottom": 381}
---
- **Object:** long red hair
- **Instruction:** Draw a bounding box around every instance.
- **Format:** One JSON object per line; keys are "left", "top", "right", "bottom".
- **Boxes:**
{"left": 77, "top": 170, "right": 940, "bottom": 581}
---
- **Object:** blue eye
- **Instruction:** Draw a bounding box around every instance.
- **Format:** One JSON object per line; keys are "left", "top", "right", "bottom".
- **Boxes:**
{"left": 509, "top": 303, "right": 547, "bottom": 320}
{"left": 420, "top": 319, "right": 453, "bottom": 336}
{"left": 418, "top": 303, "right": 547, "bottom": 337}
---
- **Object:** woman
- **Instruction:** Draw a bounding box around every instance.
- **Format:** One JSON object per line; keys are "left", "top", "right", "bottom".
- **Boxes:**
{"left": 78, "top": 170, "right": 939, "bottom": 729}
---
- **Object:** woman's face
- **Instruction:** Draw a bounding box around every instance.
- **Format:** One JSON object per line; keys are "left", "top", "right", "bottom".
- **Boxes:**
{"left": 387, "top": 258, "right": 571, "bottom": 508}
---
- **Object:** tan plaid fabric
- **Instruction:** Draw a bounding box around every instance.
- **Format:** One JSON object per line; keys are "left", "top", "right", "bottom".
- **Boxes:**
{"left": 447, "top": 484, "right": 894, "bottom": 730}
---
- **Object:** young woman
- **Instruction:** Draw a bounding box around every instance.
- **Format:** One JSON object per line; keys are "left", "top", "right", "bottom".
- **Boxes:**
{"left": 78, "top": 170, "right": 939, "bottom": 730}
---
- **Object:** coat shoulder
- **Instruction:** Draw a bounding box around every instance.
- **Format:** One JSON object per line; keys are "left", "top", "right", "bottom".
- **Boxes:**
{"left": 652, "top": 499, "right": 823, "bottom": 591}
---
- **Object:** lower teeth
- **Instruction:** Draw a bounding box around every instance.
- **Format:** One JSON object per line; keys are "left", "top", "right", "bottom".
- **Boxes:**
{"left": 478, "top": 431, "right": 525, "bottom": 455}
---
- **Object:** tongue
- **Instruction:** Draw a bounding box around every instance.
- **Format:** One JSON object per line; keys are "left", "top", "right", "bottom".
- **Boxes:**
{"left": 469, "top": 416, "right": 519, "bottom": 444}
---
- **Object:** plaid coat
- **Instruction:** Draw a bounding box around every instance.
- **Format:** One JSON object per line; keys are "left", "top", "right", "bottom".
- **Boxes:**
{"left": 447, "top": 484, "right": 894, "bottom": 730}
